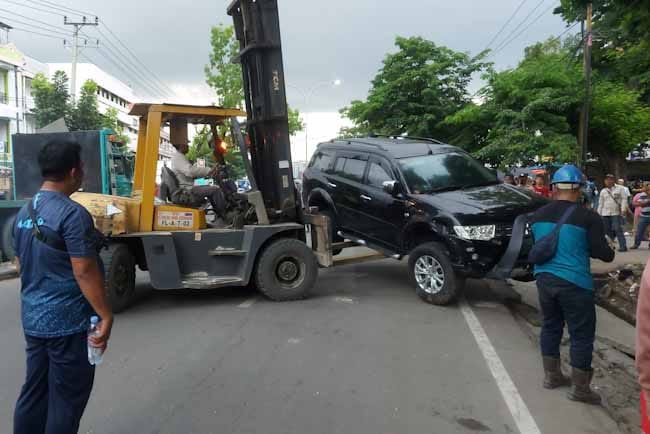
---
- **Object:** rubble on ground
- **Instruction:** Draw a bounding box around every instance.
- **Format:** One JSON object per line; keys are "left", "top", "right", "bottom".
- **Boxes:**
{"left": 594, "top": 263, "right": 645, "bottom": 326}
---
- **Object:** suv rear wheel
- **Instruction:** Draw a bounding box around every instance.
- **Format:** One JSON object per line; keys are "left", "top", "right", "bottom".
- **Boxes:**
{"left": 408, "top": 242, "right": 464, "bottom": 306}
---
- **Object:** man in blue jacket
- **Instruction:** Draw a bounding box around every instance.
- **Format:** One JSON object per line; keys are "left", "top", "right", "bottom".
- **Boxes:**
{"left": 530, "top": 165, "right": 614, "bottom": 405}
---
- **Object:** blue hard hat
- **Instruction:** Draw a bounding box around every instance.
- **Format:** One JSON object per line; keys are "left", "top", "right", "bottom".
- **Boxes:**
{"left": 551, "top": 164, "right": 584, "bottom": 185}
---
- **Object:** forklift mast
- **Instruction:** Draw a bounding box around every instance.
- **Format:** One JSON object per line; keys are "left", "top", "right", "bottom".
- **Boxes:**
{"left": 228, "top": 0, "right": 297, "bottom": 221}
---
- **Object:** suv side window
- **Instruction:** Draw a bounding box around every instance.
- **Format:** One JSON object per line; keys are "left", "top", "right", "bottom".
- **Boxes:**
{"left": 310, "top": 152, "right": 332, "bottom": 171}
{"left": 333, "top": 156, "right": 367, "bottom": 183}
{"left": 366, "top": 160, "right": 392, "bottom": 189}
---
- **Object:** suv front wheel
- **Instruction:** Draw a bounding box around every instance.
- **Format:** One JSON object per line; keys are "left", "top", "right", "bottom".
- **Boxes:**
{"left": 408, "top": 242, "right": 464, "bottom": 306}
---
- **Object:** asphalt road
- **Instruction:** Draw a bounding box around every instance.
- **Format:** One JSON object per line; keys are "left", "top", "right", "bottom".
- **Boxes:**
{"left": 0, "top": 258, "right": 622, "bottom": 434}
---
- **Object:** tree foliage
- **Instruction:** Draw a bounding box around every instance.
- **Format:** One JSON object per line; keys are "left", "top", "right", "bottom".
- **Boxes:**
{"left": 67, "top": 80, "right": 103, "bottom": 131}
{"left": 102, "top": 107, "right": 130, "bottom": 147}
{"left": 204, "top": 24, "right": 304, "bottom": 179}
{"left": 31, "top": 72, "right": 104, "bottom": 132}
{"left": 340, "top": 36, "right": 489, "bottom": 140}
{"left": 445, "top": 38, "right": 583, "bottom": 167}
{"left": 558, "top": 0, "right": 650, "bottom": 103}
{"left": 444, "top": 36, "right": 650, "bottom": 172}
{"left": 31, "top": 71, "right": 70, "bottom": 129}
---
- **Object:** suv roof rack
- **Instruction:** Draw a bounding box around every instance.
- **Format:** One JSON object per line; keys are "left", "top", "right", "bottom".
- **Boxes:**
{"left": 367, "top": 134, "right": 446, "bottom": 145}
{"left": 331, "top": 138, "right": 388, "bottom": 151}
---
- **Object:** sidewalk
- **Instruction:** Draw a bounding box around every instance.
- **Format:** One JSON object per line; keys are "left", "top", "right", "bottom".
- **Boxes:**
{"left": 592, "top": 239, "right": 649, "bottom": 275}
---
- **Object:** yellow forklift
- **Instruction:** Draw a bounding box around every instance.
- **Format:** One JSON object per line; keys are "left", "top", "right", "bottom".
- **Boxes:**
{"left": 71, "top": 0, "right": 362, "bottom": 312}
{"left": 73, "top": 102, "right": 320, "bottom": 312}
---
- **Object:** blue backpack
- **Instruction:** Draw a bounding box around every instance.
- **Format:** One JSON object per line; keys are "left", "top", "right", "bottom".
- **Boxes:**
{"left": 528, "top": 205, "right": 578, "bottom": 265}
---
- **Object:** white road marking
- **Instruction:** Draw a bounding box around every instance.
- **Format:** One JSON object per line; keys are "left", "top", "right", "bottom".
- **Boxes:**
{"left": 238, "top": 297, "right": 258, "bottom": 308}
{"left": 459, "top": 298, "right": 541, "bottom": 434}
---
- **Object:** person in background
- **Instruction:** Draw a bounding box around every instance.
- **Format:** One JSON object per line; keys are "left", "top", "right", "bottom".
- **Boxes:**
{"left": 636, "top": 259, "right": 650, "bottom": 432}
{"left": 518, "top": 173, "right": 532, "bottom": 190}
{"left": 532, "top": 174, "right": 551, "bottom": 198}
{"left": 503, "top": 174, "right": 516, "bottom": 186}
{"left": 598, "top": 174, "right": 628, "bottom": 252}
{"left": 633, "top": 183, "right": 649, "bottom": 244}
{"left": 582, "top": 175, "right": 597, "bottom": 209}
{"left": 12, "top": 141, "right": 113, "bottom": 434}
{"left": 531, "top": 165, "right": 614, "bottom": 405}
{"left": 618, "top": 178, "right": 633, "bottom": 220}
{"left": 631, "top": 183, "right": 650, "bottom": 250}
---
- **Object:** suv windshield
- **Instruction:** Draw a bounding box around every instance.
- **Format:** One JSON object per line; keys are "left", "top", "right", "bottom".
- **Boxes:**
{"left": 399, "top": 152, "right": 498, "bottom": 194}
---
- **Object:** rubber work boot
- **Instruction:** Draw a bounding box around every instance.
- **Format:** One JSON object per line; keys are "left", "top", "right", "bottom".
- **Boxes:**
{"left": 543, "top": 356, "right": 571, "bottom": 389}
{"left": 567, "top": 367, "right": 601, "bottom": 405}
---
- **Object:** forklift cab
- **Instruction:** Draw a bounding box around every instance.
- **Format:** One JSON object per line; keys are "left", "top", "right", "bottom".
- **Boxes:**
{"left": 129, "top": 103, "right": 247, "bottom": 232}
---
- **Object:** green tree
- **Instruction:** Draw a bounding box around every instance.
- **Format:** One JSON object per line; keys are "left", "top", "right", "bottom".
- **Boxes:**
{"left": 557, "top": 0, "right": 650, "bottom": 103}
{"left": 445, "top": 38, "right": 583, "bottom": 167}
{"left": 340, "top": 36, "right": 489, "bottom": 140}
{"left": 101, "top": 107, "right": 130, "bottom": 147}
{"left": 204, "top": 24, "right": 304, "bottom": 180}
{"left": 444, "top": 36, "right": 650, "bottom": 174}
{"left": 67, "top": 80, "right": 103, "bottom": 131}
{"left": 31, "top": 71, "right": 70, "bottom": 128}
{"left": 205, "top": 24, "right": 304, "bottom": 135}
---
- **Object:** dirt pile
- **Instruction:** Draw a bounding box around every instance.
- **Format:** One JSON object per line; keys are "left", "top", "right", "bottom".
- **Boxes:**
{"left": 595, "top": 263, "right": 645, "bottom": 326}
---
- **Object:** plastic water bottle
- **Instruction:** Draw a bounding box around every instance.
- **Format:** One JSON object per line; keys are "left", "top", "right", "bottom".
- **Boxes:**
{"left": 87, "top": 316, "right": 104, "bottom": 366}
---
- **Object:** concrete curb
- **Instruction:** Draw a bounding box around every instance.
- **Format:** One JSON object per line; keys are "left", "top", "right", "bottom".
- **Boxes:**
{"left": 0, "top": 263, "right": 18, "bottom": 281}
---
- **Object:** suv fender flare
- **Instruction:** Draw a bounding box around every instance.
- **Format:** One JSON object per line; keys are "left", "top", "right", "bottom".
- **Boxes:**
{"left": 401, "top": 217, "right": 456, "bottom": 253}
{"left": 307, "top": 188, "right": 337, "bottom": 216}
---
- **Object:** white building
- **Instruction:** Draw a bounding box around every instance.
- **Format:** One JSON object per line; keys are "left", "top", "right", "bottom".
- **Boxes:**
{"left": 47, "top": 62, "right": 174, "bottom": 159}
{"left": 0, "top": 34, "right": 48, "bottom": 197}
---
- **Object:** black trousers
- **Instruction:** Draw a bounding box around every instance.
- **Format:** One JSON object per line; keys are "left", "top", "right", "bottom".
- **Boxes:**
{"left": 536, "top": 273, "right": 596, "bottom": 370}
{"left": 191, "top": 185, "right": 226, "bottom": 214}
{"left": 14, "top": 332, "right": 95, "bottom": 434}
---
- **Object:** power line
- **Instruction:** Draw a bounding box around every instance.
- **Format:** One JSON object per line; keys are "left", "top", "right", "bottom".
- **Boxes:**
{"left": 27, "top": 0, "right": 93, "bottom": 17}
{"left": 490, "top": 3, "right": 560, "bottom": 57}
{"left": 17, "top": 0, "right": 176, "bottom": 99}
{"left": 0, "top": 0, "right": 64, "bottom": 17}
{"left": 0, "top": 6, "right": 68, "bottom": 32}
{"left": 80, "top": 29, "right": 171, "bottom": 99}
{"left": 98, "top": 24, "right": 176, "bottom": 98}
{"left": 484, "top": 0, "right": 531, "bottom": 51}
{"left": 0, "top": 14, "right": 69, "bottom": 37}
{"left": 492, "top": 0, "right": 548, "bottom": 53}
{"left": 95, "top": 46, "right": 167, "bottom": 100}
{"left": 10, "top": 26, "right": 66, "bottom": 41}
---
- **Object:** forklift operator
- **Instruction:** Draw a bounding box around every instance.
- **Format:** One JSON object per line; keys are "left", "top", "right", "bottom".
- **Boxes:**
{"left": 171, "top": 140, "right": 226, "bottom": 214}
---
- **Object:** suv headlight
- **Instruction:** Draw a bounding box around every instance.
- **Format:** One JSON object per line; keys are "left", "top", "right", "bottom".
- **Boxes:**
{"left": 453, "top": 225, "right": 496, "bottom": 241}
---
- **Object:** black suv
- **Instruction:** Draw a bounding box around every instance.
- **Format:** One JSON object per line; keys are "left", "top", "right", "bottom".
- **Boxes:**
{"left": 303, "top": 137, "right": 546, "bottom": 305}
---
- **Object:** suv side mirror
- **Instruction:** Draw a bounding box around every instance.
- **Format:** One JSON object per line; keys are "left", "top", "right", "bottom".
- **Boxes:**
{"left": 382, "top": 180, "right": 400, "bottom": 196}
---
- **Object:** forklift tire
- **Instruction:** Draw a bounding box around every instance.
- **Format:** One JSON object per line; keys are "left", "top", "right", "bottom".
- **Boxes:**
{"left": 408, "top": 242, "right": 464, "bottom": 306}
{"left": 101, "top": 243, "right": 136, "bottom": 313}
{"left": 319, "top": 209, "right": 343, "bottom": 256}
{"left": 255, "top": 238, "right": 318, "bottom": 302}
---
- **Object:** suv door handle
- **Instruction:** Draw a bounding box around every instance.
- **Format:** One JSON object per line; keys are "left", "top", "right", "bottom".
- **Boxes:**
{"left": 360, "top": 194, "right": 372, "bottom": 201}
{"left": 327, "top": 182, "right": 337, "bottom": 188}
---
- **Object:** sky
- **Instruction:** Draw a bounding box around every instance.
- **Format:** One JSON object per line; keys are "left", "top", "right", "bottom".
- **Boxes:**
{"left": 3, "top": 0, "right": 573, "bottom": 160}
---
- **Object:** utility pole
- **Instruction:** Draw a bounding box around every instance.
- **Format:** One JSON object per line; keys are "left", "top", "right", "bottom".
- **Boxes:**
{"left": 578, "top": 3, "right": 593, "bottom": 170}
{"left": 64, "top": 16, "right": 98, "bottom": 103}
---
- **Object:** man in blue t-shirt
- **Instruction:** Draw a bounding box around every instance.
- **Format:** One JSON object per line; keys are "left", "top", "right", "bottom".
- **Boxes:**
{"left": 12, "top": 141, "right": 113, "bottom": 434}
{"left": 530, "top": 165, "right": 614, "bottom": 405}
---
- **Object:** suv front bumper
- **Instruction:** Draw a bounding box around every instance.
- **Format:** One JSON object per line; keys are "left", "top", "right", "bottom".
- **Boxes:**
{"left": 447, "top": 216, "right": 533, "bottom": 279}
